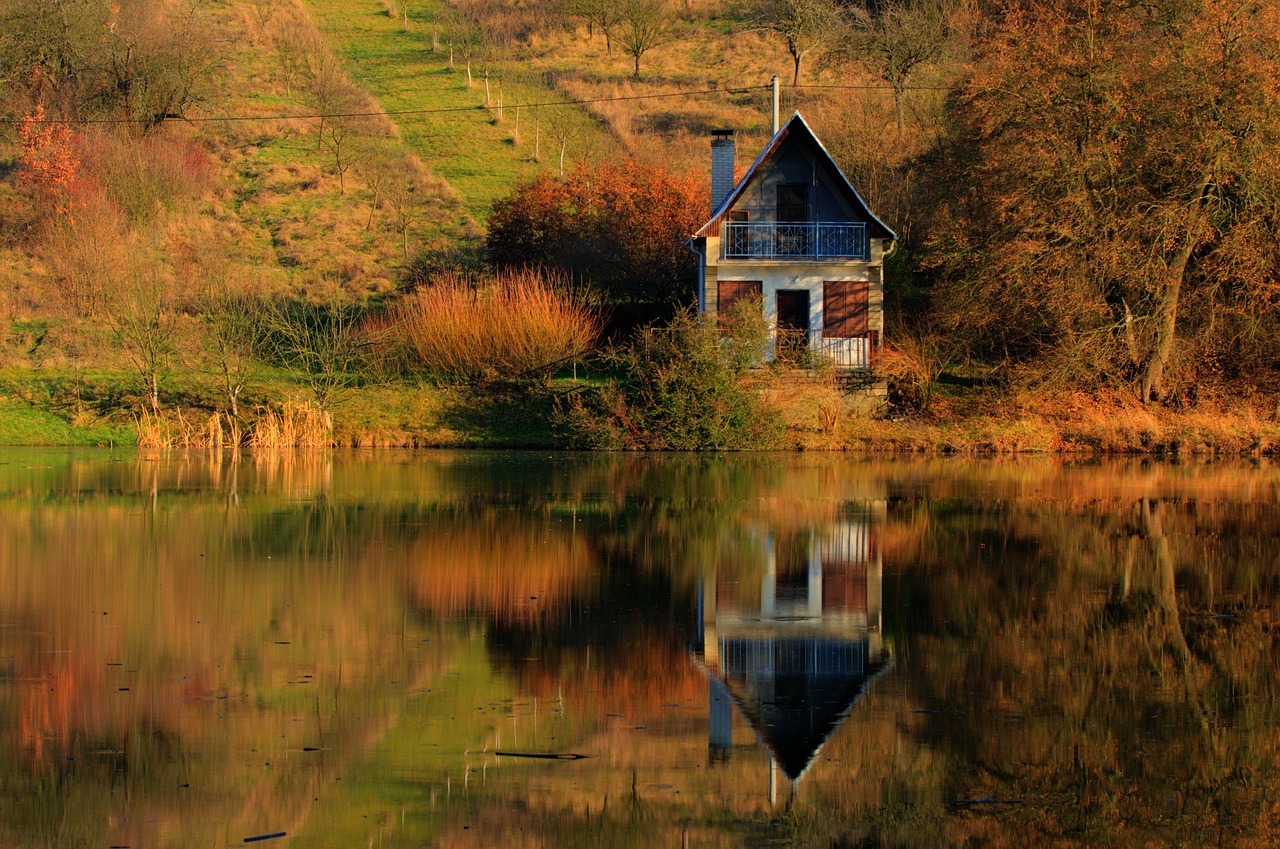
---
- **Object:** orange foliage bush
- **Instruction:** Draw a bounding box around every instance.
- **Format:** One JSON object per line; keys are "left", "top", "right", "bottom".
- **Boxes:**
{"left": 486, "top": 160, "right": 707, "bottom": 311}
{"left": 406, "top": 521, "right": 595, "bottom": 625}
{"left": 17, "top": 105, "right": 82, "bottom": 211}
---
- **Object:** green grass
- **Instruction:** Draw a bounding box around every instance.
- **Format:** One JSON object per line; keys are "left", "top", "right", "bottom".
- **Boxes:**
{"left": 301, "top": 0, "right": 612, "bottom": 224}
{"left": 0, "top": 397, "right": 135, "bottom": 446}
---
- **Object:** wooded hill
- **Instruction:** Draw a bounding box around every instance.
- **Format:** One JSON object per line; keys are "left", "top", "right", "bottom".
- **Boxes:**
{"left": 0, "top": 0, "right": 1278, "bottom": 446}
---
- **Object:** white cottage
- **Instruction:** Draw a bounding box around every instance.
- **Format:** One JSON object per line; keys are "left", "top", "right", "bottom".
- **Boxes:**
{"left": 690, "top": 113, "right": 897, "bottom": 370}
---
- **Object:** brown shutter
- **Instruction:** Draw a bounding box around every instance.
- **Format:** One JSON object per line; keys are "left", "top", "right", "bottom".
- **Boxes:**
{"left": 718, "top": 280, "right": 762, "bottom": 315}
{"left": 823, "top": 281, "right": 868, "bottom": 338}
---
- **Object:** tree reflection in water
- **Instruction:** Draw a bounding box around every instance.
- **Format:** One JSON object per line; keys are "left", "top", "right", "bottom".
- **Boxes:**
{"left": 0, "top": 453, "right": 1276, "bottom": 847}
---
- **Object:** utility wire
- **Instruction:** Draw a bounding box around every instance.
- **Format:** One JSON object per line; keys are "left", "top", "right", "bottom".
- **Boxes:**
{"left": 2, "top": 85, "right": 766, "bottom": 125}
{"left": 2, "top": 82, "right": 949, "bottom": 125}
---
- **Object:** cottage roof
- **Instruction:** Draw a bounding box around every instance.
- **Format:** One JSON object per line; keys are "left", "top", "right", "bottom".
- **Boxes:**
{"left": 713, "top": 637, "right": 893, "bottom": 782}
{"left": 692, "top": 112, "right": 897, "bottom": 242}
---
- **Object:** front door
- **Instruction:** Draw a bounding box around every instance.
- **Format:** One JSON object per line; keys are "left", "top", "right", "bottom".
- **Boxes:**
{"left": 775, "top": 290, "right": 809, "bottom": 363}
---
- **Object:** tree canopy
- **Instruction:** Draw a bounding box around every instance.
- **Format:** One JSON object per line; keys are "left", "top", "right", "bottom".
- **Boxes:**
{"left": 923, "top": 0, "right": 1280, "bottom": 401}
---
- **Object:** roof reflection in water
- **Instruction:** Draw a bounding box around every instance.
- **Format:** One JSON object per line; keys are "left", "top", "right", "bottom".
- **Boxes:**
{"left": 695, "top": 505, "right": 892, "bottom": 801}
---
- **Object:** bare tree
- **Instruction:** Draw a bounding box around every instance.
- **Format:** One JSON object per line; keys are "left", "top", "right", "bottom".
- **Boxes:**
{"left": 300, "top": 44, "right": 362, "bottom": 151}
{"left": 248, "top": 0, "right": 283, "bottom": 33}
{"left": 836, "top": 0, "right": 949, "bottom": 134}
{"left": 749, "top": 0, "right": 841, "bottom": 85}
{"left": 443, "top": 5, "right": 489, "bottom": 88}
{"left": 614, "top": 0, "right": 670, "bottom": 79}
{"left": 107, "top": 261, "right": 180, "bottom": 414}
{"left": 562, "top": 0, "right": 621, "bottom": 51}
{"left": 298, "top": 42, "right": 373, "bottom": 192}
{"left": 384, "top": 165, "right": 431, "bottom": 261}
{"left": 545, "top": 101, "right": 586, "bottom": 175}
{"left": 201, "top": 286, "right": 267, "bottom": 420}
{"left": 265, "top": 294, "right": 367, "bottom": 414}
{"left": 100, "top": 0, "right": 225, "bottom": 130}
{"left": 271, "top": 26, "right": 309, "bottom": 96}
{"left": 355, "top": 146, "right": 398, "bottom": 230}
{"left": 322, "top": 110, "right": 373, "bottom": 195}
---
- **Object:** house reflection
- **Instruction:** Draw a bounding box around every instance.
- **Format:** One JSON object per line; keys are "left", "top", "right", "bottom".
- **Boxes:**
{"left": 695, "top": 506, "right": 892, "bottom": 802}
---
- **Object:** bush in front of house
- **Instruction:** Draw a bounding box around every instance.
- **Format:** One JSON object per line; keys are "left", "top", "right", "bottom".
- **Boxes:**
{"left": 557, "top": 305, "right": 783, "bottom": 450}
{"left": 379, "top": 268, "right": 600, "bottom": 383}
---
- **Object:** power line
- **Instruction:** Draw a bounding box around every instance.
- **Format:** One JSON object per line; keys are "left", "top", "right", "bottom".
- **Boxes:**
{"left": 1, "top": 85, "right": 767, "bottom": 125}
{"left": 791, "top": 83, "right": 951, "bottom": 91}
{"left": 1, "top": 82, "right": 949, "bottom": 125}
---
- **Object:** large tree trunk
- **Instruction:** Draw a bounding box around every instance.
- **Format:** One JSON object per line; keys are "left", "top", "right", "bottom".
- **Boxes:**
{"left": 1141, "top": 498, "right": 1192, "bottom": 673}
{"left": 1141, "top": 174, "right": 1212, "bottom": 404}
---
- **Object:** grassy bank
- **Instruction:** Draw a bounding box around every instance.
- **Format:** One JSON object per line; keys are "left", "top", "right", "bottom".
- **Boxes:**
{"left": 0, "top": 365, "right": 1277, "bottom": 454}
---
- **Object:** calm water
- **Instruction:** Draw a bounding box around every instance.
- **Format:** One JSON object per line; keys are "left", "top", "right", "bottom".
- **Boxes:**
{"left": 1, "top": 450, "right": 1277, "bottom": 848}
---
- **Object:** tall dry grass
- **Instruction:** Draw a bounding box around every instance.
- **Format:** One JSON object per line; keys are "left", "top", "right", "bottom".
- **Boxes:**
{"left": 135, "top": 403, "right": 332, "bottom": 449}
{"left": 136, "top": 408, "right": 243, "bottom": 449}
{"left": 248, "top": 401, "right": 333, "bottom": 448}
{"left": 377, "top": 268, "right": 600, "bottom": 382}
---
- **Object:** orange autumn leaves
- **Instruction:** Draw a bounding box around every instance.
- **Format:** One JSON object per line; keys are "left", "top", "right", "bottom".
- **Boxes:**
{"left": 486, "top": 160, "right": 707, "bottom": 309}
{"left": 16, "top": 105, "right": 81, "bottom": 212}
{"left": 930, "top": 0, "right": 1280, "bottom": 398}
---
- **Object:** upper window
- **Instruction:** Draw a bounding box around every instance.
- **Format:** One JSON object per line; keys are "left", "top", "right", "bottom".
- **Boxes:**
{"left": 777, "top": 183, "right": 808, "bottom": 222}
{"left": 728, "top": 210, "right": 749, "bottom": 223}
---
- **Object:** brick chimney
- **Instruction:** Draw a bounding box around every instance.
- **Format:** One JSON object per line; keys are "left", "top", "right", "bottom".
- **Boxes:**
{"left": 710, "top": 129, "right": 735, "bottom": 214}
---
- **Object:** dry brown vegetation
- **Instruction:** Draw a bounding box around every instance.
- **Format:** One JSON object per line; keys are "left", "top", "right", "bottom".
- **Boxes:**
{"left": 373, "top": 268, "right": 600, "bottom": 382}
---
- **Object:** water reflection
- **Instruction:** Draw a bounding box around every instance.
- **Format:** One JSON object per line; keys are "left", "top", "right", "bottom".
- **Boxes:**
{"left": 698, "top": 510, "right": 891, "bottom": 804}
{"left": 0, "top": 451, "right": 1276, "bottom": 848}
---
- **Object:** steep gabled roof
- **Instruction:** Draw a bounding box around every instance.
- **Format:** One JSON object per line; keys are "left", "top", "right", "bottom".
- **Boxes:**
{"left": 718, "top": 639, "right": 893, "bottom": 782}
{"left": 692, "top": 112, "right": 897, "bottom": 241}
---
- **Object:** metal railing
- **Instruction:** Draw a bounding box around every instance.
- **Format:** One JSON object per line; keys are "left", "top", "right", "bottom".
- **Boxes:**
{"left": 773, "top": 329, "right": 874, "bottom": 370}
{"left": 723, "top": 222, "right": 869, "bottom": 260}
{"left": 721, "top": 636, "right": 869, "bottom": 676}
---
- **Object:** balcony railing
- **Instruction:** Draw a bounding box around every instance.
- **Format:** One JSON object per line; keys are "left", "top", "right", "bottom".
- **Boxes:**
{"left": 773, "top": 329, "right": 875, "bottom": 370}
{"left": 723, "top": 222, "right": 869, "bottom": 260}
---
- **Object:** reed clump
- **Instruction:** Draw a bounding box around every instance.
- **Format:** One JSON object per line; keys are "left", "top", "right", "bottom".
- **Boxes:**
{"left": 379, "top": 268, "right": 599, "bottom": 383}
{"left": 136, "top": 409, "right": 242, "bottom": 449}
{"left": 248, "top": 401, "right": 332, "bottom": 449}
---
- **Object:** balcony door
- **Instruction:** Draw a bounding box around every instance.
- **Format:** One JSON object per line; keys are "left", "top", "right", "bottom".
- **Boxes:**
{"left": 777, "top": 184, "right": 808, "bottom": 222}
{"left": 775, "top": 290, "right": 810, "bottom": 364}
{"left": 776, "top": 184, "right": 811, "bottom": 256}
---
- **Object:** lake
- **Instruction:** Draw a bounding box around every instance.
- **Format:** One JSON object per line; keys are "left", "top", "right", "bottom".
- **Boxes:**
{"left": 0, "top": 450, "right": 1277, "bottom": 847}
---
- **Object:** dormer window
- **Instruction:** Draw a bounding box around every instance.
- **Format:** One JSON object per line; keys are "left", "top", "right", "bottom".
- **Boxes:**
{"left": 777, "top": 183, "right": 808, "bottom": 222}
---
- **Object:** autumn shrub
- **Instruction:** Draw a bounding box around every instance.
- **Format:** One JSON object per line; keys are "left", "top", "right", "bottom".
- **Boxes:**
{"left": 486, "top": 159, "right": 706, "bottom": 315}
{"left": 42, "top": 192, "right": 129, "bottom": 315}
{"left": 878, "top": 330, "right": 954, "bottom": 414}
{"left": 76, "top": 129, "right": 213, "bottom": 222}
{"left": 380, "top": 268, "right": 600, "bottom": 383}
{"left": 557, "top": 306, "right": 783, "bottom": 450}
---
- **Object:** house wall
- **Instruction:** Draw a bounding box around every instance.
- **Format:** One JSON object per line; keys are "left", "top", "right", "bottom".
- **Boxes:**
{"left": 702, "top": 237, "right": 888, "bottom": 337}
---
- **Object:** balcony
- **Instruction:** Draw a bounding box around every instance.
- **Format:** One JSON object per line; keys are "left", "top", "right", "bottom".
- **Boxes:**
{"left": 774, "top": 329, "right": 875, "bottom": 371}
{"left": 722, "top": 222, "right": 869, "bottom": 261}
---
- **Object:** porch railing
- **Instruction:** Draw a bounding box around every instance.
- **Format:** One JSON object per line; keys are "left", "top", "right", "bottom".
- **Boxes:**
{"left": 773, "top": 329, "right": 875, "bottom": 370}
{"left": 722, "top": 222, "right": 869, "bottom": 260}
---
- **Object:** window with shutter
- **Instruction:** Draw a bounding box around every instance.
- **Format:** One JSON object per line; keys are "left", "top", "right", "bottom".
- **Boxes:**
{"left": 718, "top": 280, "right": 762, "bottom": 315}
